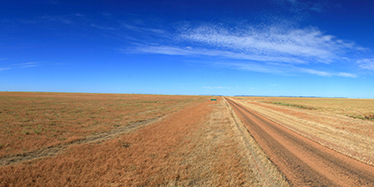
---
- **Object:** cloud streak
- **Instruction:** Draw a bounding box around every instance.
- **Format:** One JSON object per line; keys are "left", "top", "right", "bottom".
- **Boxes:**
{"left": 217, "top": 61, "right": 357, "bottom": 77}
{"left": 134, "top": 45, "right": 306, "bottom": 64}
{"left": 124, "top": 22, "right": 366, "bottom": 77}
{"left": 1, "top": 62, "right": 41, "bottom": 71}
{"left": 0, "top": 68, "right": 11, "bottom": 71}
{"left": 17, "top": 62, "right": 40, "bottom": 68}
{"left": 177, "top": 24, "right": 360, "bottom": 64}
{"left": 203, "top": 86, "right": 231, "bottom": 89}
{"left": 41, "top": 15, "right": 73, "bottom": 24}
{"left": 357, "top": 58, "right": 374, "bottom": 70}
{"left": 121, "top": 23, "right": 168, "bottom": 36}
{"left": 297, "top": 67, "right": 357, "bottom": 77}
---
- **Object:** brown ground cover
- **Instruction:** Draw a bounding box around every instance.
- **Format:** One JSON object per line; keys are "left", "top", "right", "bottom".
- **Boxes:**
{"left": 244, "top": 97, "right": 374, "bottom": 120}
{"left": 0, "top": 97, "right": 285, "bottom": 186}
{"left": 0, "top": 92, "right": 206, "bottom": 158}
{"left": 226, "top": 98, "right": 374, "bottom": 186}
{"left": 233, "top": 97, "right": 374, "bottom": 166}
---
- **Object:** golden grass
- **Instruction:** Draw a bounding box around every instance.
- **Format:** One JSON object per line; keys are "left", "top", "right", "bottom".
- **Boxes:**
{"left": 0, "top": 97, "right": 268, "bottom": 186}
{"left": 0, "top": 101, "right": 211, "bottom": 186}
{"left": 154, "top": 99, "right": 256, "bottom": 186}
{"left": 238, "top": 97, "right": 374, "bottom": 120}
{"left": 232, "top": 97, "right": 374, "bottom": 167}
{"left": 0, "top": 92, "right": 207, "bottom": 158}
{"left": 0, "top": 93, "right": 290, "bottom": 186}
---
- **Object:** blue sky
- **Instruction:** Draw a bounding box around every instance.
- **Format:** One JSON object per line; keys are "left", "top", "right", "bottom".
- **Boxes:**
{"left": 1, "top": 0, "right": 374, "bottom": 98}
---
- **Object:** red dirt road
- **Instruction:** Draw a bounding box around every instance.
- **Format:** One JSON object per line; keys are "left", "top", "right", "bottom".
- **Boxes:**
{"left": 226, "top": 98, "right": 374, "bottom": 186}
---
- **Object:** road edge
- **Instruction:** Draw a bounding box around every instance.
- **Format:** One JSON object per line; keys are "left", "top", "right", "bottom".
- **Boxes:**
{"left": 223, "top": 97, "right": 289, "bottom": 187}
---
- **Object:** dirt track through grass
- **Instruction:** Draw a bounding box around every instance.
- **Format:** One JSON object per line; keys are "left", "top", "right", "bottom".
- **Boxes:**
{"left": 234, "top": 97, "right": 374, "bottom": 167}
{"left": 1, "top": 97, "right": 289, "bottom": 186}
{"left": 227, "top": 98, "right": 374, "bottom": 186}
{"left": 223, "top": 98, "right": 288, "bottom": 187}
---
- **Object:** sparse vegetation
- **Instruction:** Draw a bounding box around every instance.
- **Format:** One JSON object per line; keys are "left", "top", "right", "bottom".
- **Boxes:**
{"left": 240, "top": 97, "right": 374, "bottom": 121}
{"left": 0, "top": 96, "right": 269, "bottom": 186}
{"left": 0, "top": 92, "right": 207, "bottom": 158}
{"left": 271, "top": 101, "right": 317, "bottom": 110}
{"left": 234, "top": 97, "right": 374, "bottom": 167}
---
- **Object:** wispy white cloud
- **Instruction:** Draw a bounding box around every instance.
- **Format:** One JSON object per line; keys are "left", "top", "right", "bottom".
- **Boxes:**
{"left": 273, "top": 0, "right": 326, "bottom": 14}
{"left": 218, "top": 61, "right": 357, "bottom": 77}
{"left": 16, "top": 13, "right": 85, "bottom": 25}
{"left": 19, "top": 62, "right": 39, "bottom": 68}
{"left": 297, "top": 67, "right": 357, "bottom": 77}
{"left": 268, "top": 83, "right": 281, "bottom": 86}
{"left": 357, "top": 58, "right": 374, "bottom": 70}
{"left": 178, "top": 24, "right": 360, "bottom": 64}
{"left": 133, "top": 45, "right": 306, "bottom": 64}
{"left": 216, "top": 62, "right": 284, "bottom": 74}
{"left": 125, "top": 22, "right": 365, "bottom": 78}
{"left": 90, "top": 24, "right": 116, "bottom": 30}
{"left": 131, "top": 23, "right": 363, "bottom": 66}
{"left": 309, "top": 3, "right": 323, "bottom": 12}
{"left": 337, "top": 72, "right": 357, "bottom": 78}
{"left": 121, "top": 23, "right": 167, "bottom": 36}
{"left": 297, "top": 68, "right": 332, "bottom": 76}
{"left": 41, "top": 15, "right": 73, "bottom": 24}
{"left": 134, "top": 45, "right": 196, "bottom": 56}
{"left": 203, "top": 86, "right": 231, "bottom": 89}
{"left": 12, "top": 62, "right": 40, "bottom": 68}
{"left": 1, "top": 62, "right": 44, "bottom": 72}
{"left": 0, "top": 67, "right": 11, "bottom": 71}
{"left": 0, "top": 58, "right": 7, "bottom": 61}
{"left": 40, "top": 14, "right": 85, "bottom": 25}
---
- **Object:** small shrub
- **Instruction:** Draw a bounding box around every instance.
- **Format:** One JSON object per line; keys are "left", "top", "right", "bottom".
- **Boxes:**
{"left": 364, "top": 114, "right": 374, "bottom": 120}
{"left": 21, "top": 130, "right": 30, "bottom": 135}
{"left": 271, "top": 102, "right": 316, "bottom": 110}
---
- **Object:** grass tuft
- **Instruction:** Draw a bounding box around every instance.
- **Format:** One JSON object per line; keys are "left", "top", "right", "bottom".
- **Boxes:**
{"left": 271, "top": 102, "right": 317, "bottom": 110}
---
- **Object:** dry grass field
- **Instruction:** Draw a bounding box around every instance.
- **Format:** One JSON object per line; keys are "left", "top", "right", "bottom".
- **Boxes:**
{"left": 0, "top": 92, "right": 206, "bottom": 158}
{"left": 245, "top": 97, "right": 374, "bottom": 120}
{"left": 0, "top": 93, "right": 288, "bottom": 186}
{"left": 233, "top": 97, "right": 374, "bottom": 166}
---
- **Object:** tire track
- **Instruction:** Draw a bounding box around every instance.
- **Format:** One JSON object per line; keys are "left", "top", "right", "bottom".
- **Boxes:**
{"left": 224, "top": 98, "right": 284, "bottom": 186}
{"left": 0, "top": 116, "right": 164, "bottom": 166}
{"left": 226, "top": 98, "right": 374, "bottom": 186}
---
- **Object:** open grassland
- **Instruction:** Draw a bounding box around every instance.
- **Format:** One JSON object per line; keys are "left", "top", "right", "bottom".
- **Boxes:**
{"left": 233, "top": 97, "right": 374, "bottom": 166}
{"left": 0, "top": 92, "right": 207, "bottom": 158}
{"left": 243, "top": 97, "right": 374, "bottom": 120}
{"left": 0, "top": 96, "right": 287, "bottom": 186}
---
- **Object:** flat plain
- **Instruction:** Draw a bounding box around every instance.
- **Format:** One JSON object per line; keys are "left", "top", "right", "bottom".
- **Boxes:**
{"left": 0, "top": 92, "right": 204, "bottom": 158}
{"left": 2, "top": 92, "right": 374, "bottom": 186}
{"left": 233, "top": 97, "right": 374, "bottom": 166}
{"left": 226, "top": 97, "right": 374, "bottom": 186}
{"left": 252, "top": 97, "right": 374, "bottom": 120}
{"left": 0, "top": 92, "right": 287, "bottom": 186}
